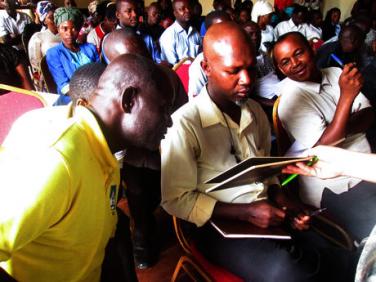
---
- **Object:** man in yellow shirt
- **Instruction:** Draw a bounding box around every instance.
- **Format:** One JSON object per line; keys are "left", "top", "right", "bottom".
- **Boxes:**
{"left": 0, "top": 54, "right": 173, "bottom": 281}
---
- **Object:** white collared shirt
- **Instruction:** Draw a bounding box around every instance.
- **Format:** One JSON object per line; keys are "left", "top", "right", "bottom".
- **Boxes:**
{"left": 161, "top": 86, "right": 275, "bottom": 227}
{"left": 274, "top": 18, "right": 316, "bottom": 40}
{"left": 159, "top": 20, "right": 201, "bottom": 65}
{"left": 278, "top": 67, "right": 372, "bottom": 206}
{"left": 0, "top": 10, "right": 31, "bottom": 38}
{"left": 188, "top": 52, "right": 206, "bottom": 99}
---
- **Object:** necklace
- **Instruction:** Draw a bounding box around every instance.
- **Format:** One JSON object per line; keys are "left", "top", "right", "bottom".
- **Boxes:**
{"left": 220, "top": 111, "right": 241, "bottom": 163}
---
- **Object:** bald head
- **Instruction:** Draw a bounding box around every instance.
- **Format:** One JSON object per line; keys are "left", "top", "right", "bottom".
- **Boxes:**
{"left": 90, "top": 54, "right": 173, "bottom": 152}
{"left": 202, "top": 22, "right": 257, "bottom": 106}
{"left": 103, "top": 29, "right": 151, "bottom": 63}
{"left": 203, "top": 21, "right": 255, "bottom": 62}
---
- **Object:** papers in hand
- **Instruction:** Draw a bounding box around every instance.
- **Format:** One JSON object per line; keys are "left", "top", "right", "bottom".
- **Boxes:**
{"left": 204, "top": 156, "right": 311, "bottom": 193}
{"left": 210, "top": 218, "right": 291, "bottom": 239}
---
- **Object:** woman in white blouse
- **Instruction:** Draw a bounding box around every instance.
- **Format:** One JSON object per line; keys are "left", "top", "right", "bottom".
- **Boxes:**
{"left": 28, "top": 1, "right": 61, "bottom": 73}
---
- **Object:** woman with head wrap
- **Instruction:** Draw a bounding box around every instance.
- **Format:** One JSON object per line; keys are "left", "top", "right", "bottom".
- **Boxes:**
{"left": 28, "top": 1, "right": 61, "bottom": 81}
{"left": 251, "top": 0, "right": 274, "bottom": 52}
{"left": 46, "top": 7, "right": 99, "bottom": 105}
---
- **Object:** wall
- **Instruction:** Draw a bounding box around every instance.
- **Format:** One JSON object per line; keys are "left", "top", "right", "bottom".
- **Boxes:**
{"left": 57, "top": 0, "right": 356, "bottom": 21}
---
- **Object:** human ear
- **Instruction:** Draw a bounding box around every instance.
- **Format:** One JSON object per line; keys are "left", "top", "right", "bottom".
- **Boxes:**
{"left": 121, "top": 86, "right": 137, "bottom": 113}
{"left": 76, "top": 98, "right": 89, "bottom": 107}
{"left": 201, "top": 58, "right": 210, "bottom": 76}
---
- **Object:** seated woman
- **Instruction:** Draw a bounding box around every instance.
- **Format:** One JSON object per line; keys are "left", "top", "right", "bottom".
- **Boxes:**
{"left": 28, "top": 1, "right": 61, "bottom": 89}
{"left": 46, "top": 7, "right": 99, "bottom": 105}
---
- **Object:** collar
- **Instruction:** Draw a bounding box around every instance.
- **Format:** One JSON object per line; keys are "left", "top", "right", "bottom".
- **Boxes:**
{"left": 95, "top": 23, "right": 105, "bottom": 38}
{"left": 173, "top": 20, "right": 193, "bottom": 35}
{"left": 74, "top": 106, "right": 118, "bottom": 172}
{"left": 288, "top": 18, "right": 300, "bottom": 29}
{"left": 286, "top": 69, "right": 332, "bottom": 94}
{"left": 197, "top": 86, "right": 256, "bottom": 133}
{"left": 3, "top": 10, "right": 20, "bottom": 21}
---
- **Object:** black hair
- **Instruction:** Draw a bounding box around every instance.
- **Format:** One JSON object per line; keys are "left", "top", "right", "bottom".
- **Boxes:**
{"left": 205, "top": 10, "right": 230, "bottom": 29}
{"left": 70, "top": 63, "right": 106, "bottom": 104}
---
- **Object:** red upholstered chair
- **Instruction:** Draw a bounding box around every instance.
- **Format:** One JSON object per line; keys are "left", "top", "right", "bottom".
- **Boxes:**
{"left": 171, "top": 216, "right": 244, "bottom": 282}
{"left": 173, "top": 57, "right": 194, "bottom": 94}
{"left": 0, "top": 84, "right": 46, "bottom": 145}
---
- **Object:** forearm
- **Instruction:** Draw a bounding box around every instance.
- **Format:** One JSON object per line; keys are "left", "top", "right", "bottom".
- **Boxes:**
{"left": 341, "top": 151, "right": 376, "bottom": 183}
{"left": 16, "top": 64, "right": 34, "bottom": 90}
{"left": 315, "top": 95, "right": 354, "bottom": 145}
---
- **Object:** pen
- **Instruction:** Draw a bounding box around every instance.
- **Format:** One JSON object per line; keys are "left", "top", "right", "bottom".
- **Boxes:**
{"left": 330, "top": 54, "right": 344, "bottom": 68}
{"left": 281, "top": 138, "right": 346, "bottom": 187}
{"left": 307, "top": 207, "right": 327, "bottom": 217}
{"left": 281, "top": 156, "right": 318, "bottom": 186}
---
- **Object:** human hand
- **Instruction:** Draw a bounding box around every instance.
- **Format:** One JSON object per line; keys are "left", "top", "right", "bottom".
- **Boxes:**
{"left": 289, "top": 212, "right": 310, "bottom": 231}
{"left": 282, "top": 145, "right": 346, "bottom": 179}
{"left": 241, "top": 200, "right": 286, "bottom": 228}
{"left": 339, "top": 63, "right": 364, "bottom": 101}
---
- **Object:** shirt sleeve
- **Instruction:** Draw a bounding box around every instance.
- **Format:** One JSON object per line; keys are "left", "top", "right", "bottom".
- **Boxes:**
{"left": 278, "top": 89, "right": 326, "bottom": 149}
{"left": 160, "top": 30, "right": 178, "bottom": 65}
{"left": 0, "top": 14, "right": 9, "bottom": 37}
{"left": 46, "top": 47, "right": 70, "bottom": 94}
{"left": 161, "top": 114, "right": 217, "bottom": 227}
{"left": 0, "top": 149, "right": 71, "bottom": 262}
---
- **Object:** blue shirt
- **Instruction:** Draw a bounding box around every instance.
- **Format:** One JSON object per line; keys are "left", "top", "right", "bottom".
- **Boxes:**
{"left": 159, "top": 21, "right": 202, "bottom": 65}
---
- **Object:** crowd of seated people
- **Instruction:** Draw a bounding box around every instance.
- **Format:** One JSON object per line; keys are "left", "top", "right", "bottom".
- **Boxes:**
{"left": 0, "top": 0, "right": 376, "bottom": 281}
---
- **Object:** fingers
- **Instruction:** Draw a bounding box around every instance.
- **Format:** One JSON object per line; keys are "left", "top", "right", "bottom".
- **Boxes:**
{"left": 291, "top": 214, "right": 310, "bottom": 231}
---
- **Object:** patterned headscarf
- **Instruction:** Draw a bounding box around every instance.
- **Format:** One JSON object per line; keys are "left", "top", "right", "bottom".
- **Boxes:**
{"left": 36, "top": 1, "right": 55, "bottom": 23}
{"left": 54, "top": 7, "right": 84, "bottom": 29}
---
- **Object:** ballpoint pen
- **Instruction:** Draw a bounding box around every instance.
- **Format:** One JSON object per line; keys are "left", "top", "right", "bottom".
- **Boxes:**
{"left": 281, "top": 156, "right": 318, "bottom": 186}
{"left": 307, "top": 207, "right": 327, "bottom": 217}
{"left": 330, "top": 53, "right": 344, "bottom": 68}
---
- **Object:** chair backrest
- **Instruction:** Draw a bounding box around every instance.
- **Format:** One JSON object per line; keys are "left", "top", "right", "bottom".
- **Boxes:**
{"left": 40, "top": 56, "right": 57, "bottom": 94}
{"left": 172, "top": 216, "right": 244, "bottom": 282}
{"left": 173, "top": 57, "right": 193, "bottom": 94}
{"left": 272, "top": 96, "right": 292, "bottom": 156}
{"left": 0, "top": 84, "right": 46, "bottom": 144}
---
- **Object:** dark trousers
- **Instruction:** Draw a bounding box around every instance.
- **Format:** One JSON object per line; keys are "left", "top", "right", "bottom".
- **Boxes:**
{"left": 195, "top": 223, "right": 356, "bottom": 282}
{"left": 321, "top": 181, "right": 376, "bottom": 242}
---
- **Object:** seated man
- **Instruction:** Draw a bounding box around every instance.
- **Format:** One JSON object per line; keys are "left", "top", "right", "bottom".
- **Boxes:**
{"left": 159, "top": 0, "right": 201, "bottom": 65}
{"left": 273, "top": 31, "right": 376, "bottom": 241}
{"left": 0, "top": 54, "right": 173, "bottom": 281}
{"left": 274, "top": 5, "right": 316, "bottom": 41}
{"left": 161, "top": 22, "right": 350, "bottom": 282}
{"left": 0, "top": 0, "right": 32, "bottom": 49}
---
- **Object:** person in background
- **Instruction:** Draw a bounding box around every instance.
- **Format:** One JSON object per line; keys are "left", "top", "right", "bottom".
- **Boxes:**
{"left": 159, "top": 0, "right": 201, "bottom": 65}
{"left": 187, "top": 10, "right": 230, "bottom": 99}
{"left": 0, "top": 42, "right": 33, "bottom": 91}
{"left": 28, "top": 1, "right": 60, "bottom": 82}
{"left": 64, "top": 0, "right": 77, "bottom": 8}
{"left": 46, "top": 7, "right": 99, "bottom": 104}
{"left": 251, "top": 0, "right": 274, "bottom": 52}
{"left": 0, "top": 0, "right": 32, "bottom": 49}
{"left": 274, "top": 4, "right": 316, "bottom": 41}
{"left": 307, "top": 9, "right": 323, "bottom": 40}
{"left": 322, "top": 7, "right": 341, "bottom": 42}
{"left": 236, "top": 5, "right": 251, "bottom": 24}
{"left": 242, "top": 21, "right": 281, "bottom": 112}
{"left": 139, "top": 2, "right": 164, "bottom": 45}
{"left": 87, "top": 2, "right": 117, "bottom": 53}
{"left": 116, "top": 0, "right": 161, "bottom": 63}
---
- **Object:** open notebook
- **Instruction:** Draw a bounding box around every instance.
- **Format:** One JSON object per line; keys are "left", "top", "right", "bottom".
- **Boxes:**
{"left": 210, "top": 218, "right": 291, "bottom": 239}
{"left": 205, "top": 156, "right": 312, "bottom": 193}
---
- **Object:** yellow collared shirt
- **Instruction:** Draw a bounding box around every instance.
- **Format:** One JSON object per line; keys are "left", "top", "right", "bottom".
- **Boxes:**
{"left": 0, "top": 106, "right": 119, "bottom": 282}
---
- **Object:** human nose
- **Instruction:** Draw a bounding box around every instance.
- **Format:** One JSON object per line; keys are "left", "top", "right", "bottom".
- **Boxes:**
{"left": 290, "top": 56, "right": 300, "bottom": 68}
{"left": 238, "top": 69, "right": 251, "bottom": 85}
